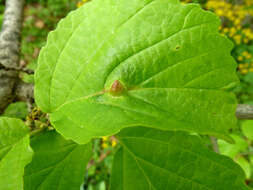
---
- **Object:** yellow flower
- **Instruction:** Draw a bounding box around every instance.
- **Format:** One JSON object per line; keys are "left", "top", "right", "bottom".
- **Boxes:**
{"left": 246, "top": 54, "right": 252, "bottom": 59}
{"left": 233, "top": 35, "right": 241, "bottom": 44}
{"left": 77, "top": 0, "right": 89, "bottom": 7}
{"left": 241, "top": 69, "right": 248, "bottom": 74}
{"left": 246, "top": 0, "right": 253, "bottom": 6}
{"left": 111, "top": 139, "right": 117, "bottom": 147}
{"left": 242, "top": 51, "right": 249, "bottom": 57}
{"left": 234, "top": 19, "right": 241, "bottom": 25}
{"left": 244, "top": 38, "right": 249, "bottom": 44}
{"left": 216, "top": 9, "right": 224, "bottom": 16}
{"left": 241, "top": 51, "right": 252, "bottom": 60}
{"left": 236, "top": 25, "right": 242, "bottom": 30}
{"left": 102, "top": 136, "right": 108, "bottom": 141}
{"left": 238, "top": 63, "right": 244, "bottom": 69}
{"left": 243, "top": 28, "right": 253, "bottom": 39}
{"left": 238, "top": 56, "right": 243, "bottom": 61}
{"left": 227, "top": 11, "right": 233, "bottom": 18}
{"left": 223, "top": 28, "right": 229, "bottom": 33}
{"left": 77, "top": 2, "right": 83, "bottom": 8}
{"left": 230, "top": 16, "right": 236, "bottom": 21}
{"left": 229, "top": 27, "right": 237, "bottom": 37}
{"left": 102, "top": 143, "right": 109, "bottom": 149}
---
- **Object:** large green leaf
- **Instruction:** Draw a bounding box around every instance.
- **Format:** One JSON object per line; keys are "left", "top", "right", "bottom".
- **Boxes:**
{"left": 110, "top": 127, "right": 250, "bottom": 190}
{"left": 24, "top": 131, "right": 92, "bottom": 190}
{"left": 0, "top": 117, "right": 33, "bottom": 190}
{"left": 35, "top": 0, "right": 238, "bottom": 144}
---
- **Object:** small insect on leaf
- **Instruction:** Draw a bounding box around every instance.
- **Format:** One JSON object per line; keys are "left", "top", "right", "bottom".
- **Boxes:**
{"left": 109, "top": 80, "right": 125, "bottom": 96}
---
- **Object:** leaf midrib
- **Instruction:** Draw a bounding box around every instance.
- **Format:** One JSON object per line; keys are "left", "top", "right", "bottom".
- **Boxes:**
{"left": 51, "top": 35, "right": 231, "bottom": 113}
{"left": 53, "top": 86, "right": 232, "bottom": 113}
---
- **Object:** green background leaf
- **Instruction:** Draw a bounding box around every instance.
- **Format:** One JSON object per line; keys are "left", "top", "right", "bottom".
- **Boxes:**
{"left": 2, "top": 102, "right": 28, "bottom": 120}
{"left": 35, "top": 0, "right": 238, "bottom": 144}
{"left": 242, "top": 120, "right": 253, "bottom": 141}
{"left": 236, "top": 156, "right": 251, "bottom": 179}
{"left": 24, "top": 131, "right": 92, "bottom": 190}
{"left": 0, "top": 117, "right": 33, "bottom": 190}
{"left": 218, "top": 134, "right": 251, "bottom": 179}
{"left": 110, "top": 127, "right": 250, "bottom": 190}
{"left": 218, "top": 134, "right": 248, "bottom": 158}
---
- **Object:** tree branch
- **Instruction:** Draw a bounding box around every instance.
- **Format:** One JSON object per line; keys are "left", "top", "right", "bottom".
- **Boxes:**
{"left": 210, "top": 137, "right": 219, "bottom": 153}
{"left": 15, "top": 80, "right": 34, "bottom": 102}
{"left": 0, "top": 0, "right": 24, "bottom": 113}
{"left": 236, "top": 104, "right": 253, "bottom": 120}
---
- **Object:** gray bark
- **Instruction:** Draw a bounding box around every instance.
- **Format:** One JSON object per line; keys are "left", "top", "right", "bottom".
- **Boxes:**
{"left": 210, "top": 137, "right": 219, "bottom": 153}
{"left": 0, "top": 0, "right": 24, "bottom": 113}
{"left": 236, "top": 104, "right": 253, "bottom": 120}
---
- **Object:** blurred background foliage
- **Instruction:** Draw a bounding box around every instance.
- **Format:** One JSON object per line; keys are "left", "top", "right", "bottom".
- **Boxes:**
{"left": 0, "top": 0, "right": 253, "bottom": 189}
{"left": 183, "top": 0, "right": 253, "bottom": 187}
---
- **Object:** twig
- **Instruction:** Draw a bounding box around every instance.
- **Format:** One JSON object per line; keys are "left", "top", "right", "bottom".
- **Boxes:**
{"left": 236, "top": 104, "right": 253, "bottom": 120}
{"left": 210, "top": 136, "right": 219, "bottom": 153}
{"left": 0, "top": 63, "right": 34, "bottom": 74}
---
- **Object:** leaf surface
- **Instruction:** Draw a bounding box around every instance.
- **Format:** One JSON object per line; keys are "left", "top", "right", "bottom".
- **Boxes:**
{"left": 24, "top": 131, "right": 92, "bottom": 190}
{"left": 35, "top": 0, "right": 238, "bottom": 143}
{"left": 242, "top": 120, "right": 253, "bottom": 141}
{"left": 110, "top": 127, "right": 250, "bottom": 190}
{"left": 218, "top": 134, "right": 248, "bottom": 158}
{"left": 0, "top": 117, "right": 33, "bottom": 190}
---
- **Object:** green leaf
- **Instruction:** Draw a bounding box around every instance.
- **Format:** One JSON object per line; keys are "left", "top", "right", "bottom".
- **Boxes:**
{"left": 24, "top": 131, "right": 92, "bottom": 190}
{"left": 218, "top": 134, "right": 248, "bottom": 158}
{"left": 244, "top": 73, "right": 253, "bottom": 85}
{"left": 236, "top": 156, "right": 251, "bottom": 179}
{"left": 35, "top": 0, "right": 238, "bottom": 144}
{"left": 242, "top": 120, "right": 253, "bottom": 141}
{"left": 0, "top": 117, "right": 33, "bottom": 190}
{"left": 110, "top": 127, "right": 250, "bottom": 190}
{"left": 2, "top": 102, "right": 28, "bottom": 119}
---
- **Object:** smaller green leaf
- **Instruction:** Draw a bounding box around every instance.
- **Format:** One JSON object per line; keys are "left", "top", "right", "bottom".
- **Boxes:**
{"left": 2, "top": 102, "right": 28, "bottom": 119}
{"left": 110, "top": 127, "right": 250, "bottom": 190}
{"left": 96, "top": 181, "right": 106, "bottom": 190}
{"left": 86, "top": 181, "right": 107, "bottom": 190}
{"left": 242, "top": 120, "right": 253, "bottom": 141}
{"left": 218, "top": 134, "right": 248, "bottom": 158}
{"left": 244, "top": 73, "right": 253, "bottom": 85}
{"left": 24, "top": 131, "right": 92, "bottom": 190}
{"left": 0, "top": 117, "right": 33, "bottom": 190}
{"left": 236, "top": 156, "right": 251, "bottom": 179}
